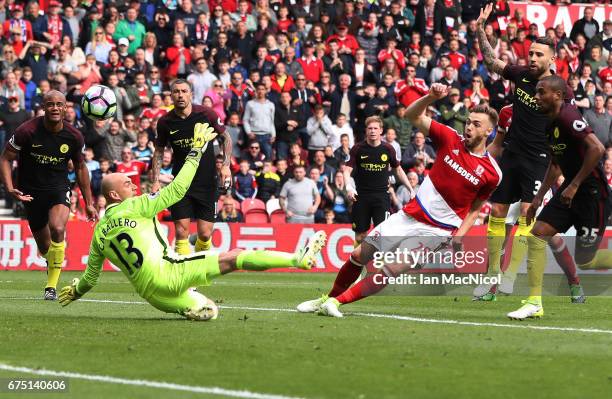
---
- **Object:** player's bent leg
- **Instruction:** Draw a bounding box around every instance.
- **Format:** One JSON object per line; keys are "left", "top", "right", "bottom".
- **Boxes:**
{"left": 174, "top": 218, "right": 192, "bottom": 255}
{"left": 195, "top": 220, "right": 214, "bottom": 252}
{"left": 548, "top": 235, "right": 584, "bottom": 303}
{"left": 148, "top": 290, "right": 219, "bottom": 321}
{"left": 499, "top": 205, "right": 534, "bottom": 295}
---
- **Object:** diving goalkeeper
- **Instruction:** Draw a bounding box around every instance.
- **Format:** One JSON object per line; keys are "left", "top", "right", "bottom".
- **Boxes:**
{"left": 59, "top": 123, "right": 326, "bottom": 320}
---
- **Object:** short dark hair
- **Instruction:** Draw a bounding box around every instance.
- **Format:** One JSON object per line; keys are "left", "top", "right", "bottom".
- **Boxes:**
{"left": 540, "top": 75, "right": 568, "bottom": 98}
{"left": 534, "top": 36, "right": 555, "bottom": 51}
{"left": 170, "top": 78, "right": 193, "bottom": 92}
{"left": 470, "top": 104, "right": 499, "bottom": 128}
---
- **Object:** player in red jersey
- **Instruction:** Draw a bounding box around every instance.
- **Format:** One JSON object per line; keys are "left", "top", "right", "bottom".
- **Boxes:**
{"left": 507, "top": 75, "right": 611, "bottom": 320}
{"left": 297, "top": 84, "right": 502, "bottom": 317}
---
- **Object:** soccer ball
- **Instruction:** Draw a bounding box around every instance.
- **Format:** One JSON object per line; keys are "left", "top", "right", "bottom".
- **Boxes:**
{"left": 81, "top": 85, "right": 117, "bottom": 121}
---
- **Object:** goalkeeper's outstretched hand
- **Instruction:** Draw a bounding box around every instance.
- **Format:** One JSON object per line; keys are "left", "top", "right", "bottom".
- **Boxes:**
{"left": 191, "top": 122, "right": 217, "bottom": 153}
{"left": 59, "top": 278, "right": 82, "bottom": 307}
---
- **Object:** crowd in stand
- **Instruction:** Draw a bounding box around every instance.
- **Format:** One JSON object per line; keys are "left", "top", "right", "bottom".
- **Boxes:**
{"left": 0, "top": 0, "right": 610, "bottom": 224}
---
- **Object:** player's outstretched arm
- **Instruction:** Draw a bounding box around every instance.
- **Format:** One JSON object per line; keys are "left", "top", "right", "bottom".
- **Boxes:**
{"left": 134, "top": 123, "right": 218, "bottom": 218}
{"left": 150, "top": 144, "right": 165, "bottom": 193}
{"left": 476, "top": 3, "right": 507, "bottom": 75}
{"left": 59, "top": 242, "right": 105, "bottom": 306}
{"left": 405, "top": 83, "right": 448, "bottom": 135}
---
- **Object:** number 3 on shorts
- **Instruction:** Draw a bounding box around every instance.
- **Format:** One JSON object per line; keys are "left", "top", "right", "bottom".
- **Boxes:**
{"left": 533, "top": 180, "right": 541, "bottom": 196}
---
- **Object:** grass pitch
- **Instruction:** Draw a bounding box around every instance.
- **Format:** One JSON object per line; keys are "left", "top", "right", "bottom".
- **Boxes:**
{"left": 1, "top": 271, "right": 611, "bottom": 399}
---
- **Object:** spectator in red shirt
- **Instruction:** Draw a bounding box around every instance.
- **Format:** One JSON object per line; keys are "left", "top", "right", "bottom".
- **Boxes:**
{"left": 394, "top": 65, "right": 428, "bottom": 107}
{"left": 377, "top": 37, "right": 405, "bottom": 70}
{"left": 599, "top": 53, "right": 612, "bottom": 86}
{"left": 512, "top": 29, "right": 532, "bottom": 62}
{"left": 115, "top": 147, "right": 147, "bottom": 195}
{"left": 464, "top": 75, "right": 490, "bottom": 108}
{"left": 140, "top": 94, "right": 168, "bottom": 121}
{"left": 442, "top": 39, "right": 466, "bottom": 70}
{"left": 325, "top": 23, "right": 359, "bottom": 56}
{"left": 270, "top": 62, "right": 295, "bottom": 93}
{"left": 164, "top": 33, "right": 191, "bottom": 80}
{"left": 298, "top": 41, "right": 324, "bottom": 84}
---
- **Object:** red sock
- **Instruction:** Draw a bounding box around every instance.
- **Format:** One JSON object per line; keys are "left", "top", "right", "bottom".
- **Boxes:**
{"left": 328, "top": 257, "right": 363, "bottom": 297}
{"left": 550, "top": 240, "right": 580, "bottom": 285}
{"left": 336, "top": 271, "right": 388, "bottom": 304}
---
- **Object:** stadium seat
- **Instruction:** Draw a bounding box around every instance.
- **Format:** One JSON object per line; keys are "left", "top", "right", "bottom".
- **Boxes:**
{"left": 270, "top": 210, "right": 286, "bottom": 224}
{"left": 244, "top": 208, "right": 270, "bottom": 223}
{"left": 241, "top": 198, "right": 266, "bottom": 214}
{"left": 266, "top": 198, "right": 281, "bottom": 214}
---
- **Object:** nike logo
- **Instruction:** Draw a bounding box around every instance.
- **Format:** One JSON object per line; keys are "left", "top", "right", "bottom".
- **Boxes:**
{"left": 360, "top": 155, "right": 368, "bottom": 159}
{"left": 522, "top": 78, "right": 530, "bottom": 83}
{"left": 170, "top": 129, "right": 180, "bottom": 135}
{"left": 539, "top": 153, "right": 547, "bottom": 158}
{"left": 32, "top": 144, "right": 43, "bottom": 147}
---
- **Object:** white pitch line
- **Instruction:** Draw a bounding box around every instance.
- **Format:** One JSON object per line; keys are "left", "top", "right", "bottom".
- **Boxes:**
{"left": 0, "top": 363, "right": 304, "bottom": 399}
{"left": 4, "top": 297, "right": 612, "bottom": 335}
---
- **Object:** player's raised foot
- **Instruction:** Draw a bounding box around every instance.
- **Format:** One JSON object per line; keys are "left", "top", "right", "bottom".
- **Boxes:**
{"left": 297, "top": 295, "right": 328, "bottom": 313}
{"left": 183, "top": 298, "right": 219, "bottom": 321}
{"left": 318, "top": 297, "right": 343, "bottom": 318}
{"left": 43, "top": 287, "right": 57, "bottom": 301}
{"left": 497, "top": 273, "right": 515, "bottom": 295}
{"left": 472, "top": 292, "right": 497, "bottom": 302}
{"left": 472, "top": 282, "right": 496, "bottom": 300}
{"left": 507, "top": 299, "right": 544, "bottom": 320}
{"left": 294, "top": 231, "right": 327, "bottom": 270}
{"left": 570, "top": 284, "right": 586, "bottom": 304}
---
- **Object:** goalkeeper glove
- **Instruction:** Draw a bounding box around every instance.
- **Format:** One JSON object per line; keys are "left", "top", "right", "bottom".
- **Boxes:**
{"left": 59, "top": 278, "right": 82, "bottom": 307}
{"left": 191, "top": 122, "right": 217, "bottom": 153}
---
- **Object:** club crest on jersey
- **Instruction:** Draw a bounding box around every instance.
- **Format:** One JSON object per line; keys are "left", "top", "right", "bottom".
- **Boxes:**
{"left": 452, "top": 149, "right": 459, "bottom": 156}
{"left": 475, "top": 164, "right": 485, "bottom": 177}
{"left": 381, "top": 154, "right": 388, "bottom": 161}
{"left": 60, "top": 144, "right": 69, "bottom": 153}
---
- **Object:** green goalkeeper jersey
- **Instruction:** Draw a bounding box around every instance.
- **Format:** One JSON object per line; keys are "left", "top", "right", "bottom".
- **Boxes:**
{"left": 76, "top": 154, "right": 201, "bottom": 299}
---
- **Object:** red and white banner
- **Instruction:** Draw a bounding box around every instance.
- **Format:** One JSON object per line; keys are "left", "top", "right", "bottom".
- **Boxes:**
{"left": 0, "top": 220, "right": 610, "bottom": 274}
{"left": 507, "top": 1, "right": 612, "bottom": 36}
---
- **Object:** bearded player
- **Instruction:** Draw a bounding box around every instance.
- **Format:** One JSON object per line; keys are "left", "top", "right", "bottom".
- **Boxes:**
{"left": 506, "top": 75, "right": 611, "bottom": 320}
{"left": 297, "top": 84, "right": 502, "bottom": 317}
{"left": 152, "top": 79, "right": 232, "bottom": 256}
{"left": 474, "top": 3, "right": 573, "bottom": 301}
{"left": 0, "top": 90, "right": 97, "bottom": 300}
{"left": 59, "top": 123, "right": 326, "bottom": 320}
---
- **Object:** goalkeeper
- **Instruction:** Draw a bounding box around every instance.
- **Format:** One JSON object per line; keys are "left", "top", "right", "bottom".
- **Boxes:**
{"left": 59, "top": 123, "right": 326, "bottom": 320}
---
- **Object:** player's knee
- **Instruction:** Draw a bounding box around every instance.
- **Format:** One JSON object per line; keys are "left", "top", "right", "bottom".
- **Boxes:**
{"left": 48, "top": 225, "right": 65, "bottom": 241}
{"left": 490, "top": 203, "right": 510, "bottom": 218}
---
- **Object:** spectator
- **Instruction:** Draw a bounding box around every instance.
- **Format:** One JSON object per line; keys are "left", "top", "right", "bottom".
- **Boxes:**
{"left": 188, "top": 58, "right": 218, "bottom": 105}
{"left": 330, "top": 113, "right": 354, "bottom": 150}
{"left": 605, "top": 158, "right": 612, "bottom": 189}
{"left": 226, "top": 112, "right": 244, "bottom": 157}
{"left": 228, "top": 71, "right": 253, "bottom": 115}
{"left": 440, "top": 88, "right": 470, "bottom": 133}
{"left": 98, "top": 120, "right": 137, "bottom": 162}
{"left": 323, "top": 170, "right": 350, "bottom": 223}
{"left": 383, "top": 128, "right": 402, "bottom": 162}
{"left": 83, "top": 148, "right": 100, "bottom": 174}
{"left": 165, "top": 33, "right": 192, "bottom": 80}
{"left": 0, "top": 95, "right": 28, "bottom": 149}
{"left": 275, "top": 91, "right": 304, "bottom": 160}
{"left": 216, "top": 197, "right": 244, "bottom": 222}
{"left": 310, "top": 150, "right": 336, "bottom": 182}
{"left": 72, "top": 53, "right": 102, "bottom": 96}
{"left": 86, "top": 27, "right": 113, "bottom": 64}
{"left": 132, "top": 132, "right": 154, "bottom": 166}
{"left": 256, "top": 160, "right": 281, "bottom": 203}
{"left": 306, "top": 104, "right": 334, "bottom": 156}
{"left": 395, "top": 65, "right": 429, "bottom": 108}
{"left": 114, "top": 7, "right": 146, "bottom": 55}
{"left": 233, "top": 159, "right": 258, "bottom": 202}
{"left": 401, "top": 131, "right": 436, "bottom": 170}
{"left": 384, "top": 105, "right": 413, "bottom": 151}
{"left": 243, "top": 83, "right": 276, "bottom": 160}
{"left": 159, "top": 150, "right": 174, "bottom": 187}
{"left": 240, "top": 139, "right": 266, "bottom": 171}
{"left": 0, "top": 71, "right": 24, "bottom": 108}
{"left": 459, "top": 52, "right": 488, "bottom": 90}
{"left": 334, "top": 133, "right": 351, "bottom": 165}
{"left": 91, "top": 157, "right": 113, "bottom": 197}
{"left": 599, "top": 54, "right": 612, "bottom": 87}
{"left": 570, "top": 6, "right": 599, "bottom": 42}
{"left": 583, "top": 94, "right": 612, "bottom": 147}
{"left": 271, "top": 62, "right": 295, "bottom": 93}
{"left": 275, "top": 158, "right": 291, "bottom": 187}
{"left": 115, "top": 146, "right": 148, "bottom": 195}
{"left": 464, "top": 75, "right": 489, "bottom": 107}
{"left": 329, "top": 73, "right": 357, "bottom": 125}
{"left": 279, "top": 164, "right": 320, "bottom": 224}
